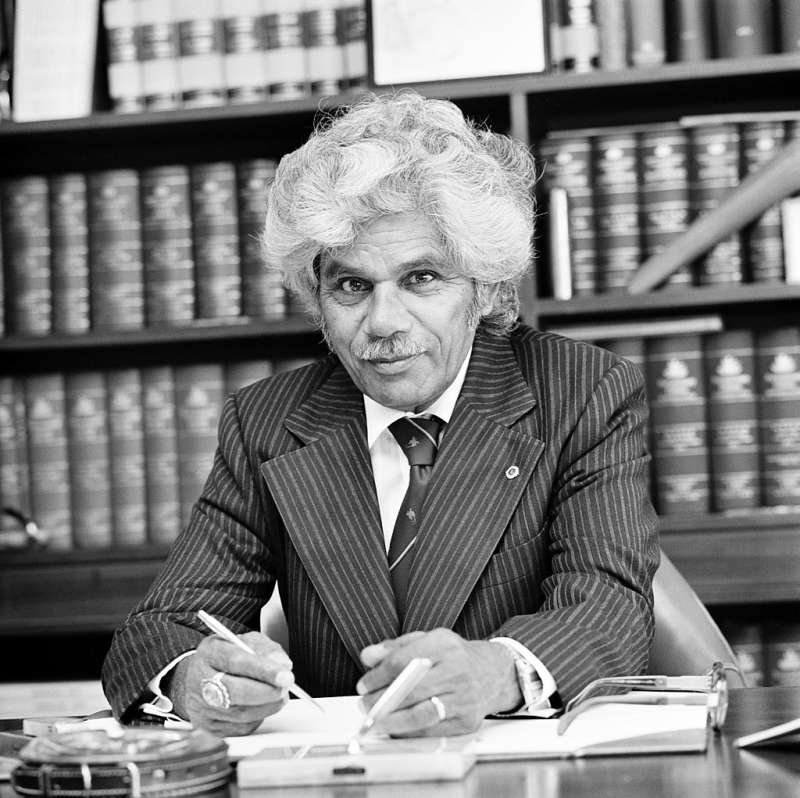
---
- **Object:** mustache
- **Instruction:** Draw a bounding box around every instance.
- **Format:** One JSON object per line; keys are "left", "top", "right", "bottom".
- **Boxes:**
{"left": 354, "top": 337, "right": 425, "bottom": 361}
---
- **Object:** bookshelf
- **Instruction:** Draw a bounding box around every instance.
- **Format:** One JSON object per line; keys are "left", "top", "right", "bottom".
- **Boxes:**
{"left": 2, "top": 53, "right": 800, "bottom": 645}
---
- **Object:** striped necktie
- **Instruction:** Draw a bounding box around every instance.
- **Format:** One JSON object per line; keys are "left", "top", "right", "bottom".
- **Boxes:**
{"left": 387, "top": 415, "right": 444, "bottom": 619}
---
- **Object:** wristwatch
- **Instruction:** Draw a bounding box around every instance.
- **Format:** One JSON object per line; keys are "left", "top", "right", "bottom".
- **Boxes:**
{"left": 490, "top": 639, "right": 543, "bottom": 713}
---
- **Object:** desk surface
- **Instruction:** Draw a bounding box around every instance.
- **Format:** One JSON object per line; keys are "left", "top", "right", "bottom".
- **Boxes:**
{"left": 2, "top": 687, "right": 798, "bottom": 798}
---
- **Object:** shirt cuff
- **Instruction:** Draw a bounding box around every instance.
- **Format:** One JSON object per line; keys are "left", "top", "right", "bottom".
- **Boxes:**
{"left": 490, "top": 636, "right": 559, "bottom": 715}
{"left": 139, "top": 650, "right": 196, "bottom": 722}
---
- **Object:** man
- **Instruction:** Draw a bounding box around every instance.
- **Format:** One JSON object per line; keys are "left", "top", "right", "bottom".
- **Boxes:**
{"left": 102, "top": 91, "right": 659, "bottom": 738}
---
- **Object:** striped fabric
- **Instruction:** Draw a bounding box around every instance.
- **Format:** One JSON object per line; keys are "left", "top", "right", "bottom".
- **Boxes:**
{"left": 101, "top": 324, "right": 659, "bottom": 718}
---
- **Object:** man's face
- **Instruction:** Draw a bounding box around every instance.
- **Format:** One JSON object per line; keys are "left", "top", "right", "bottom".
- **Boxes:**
{"left": 319, "top": 213, "right": 481, "bottom": 412}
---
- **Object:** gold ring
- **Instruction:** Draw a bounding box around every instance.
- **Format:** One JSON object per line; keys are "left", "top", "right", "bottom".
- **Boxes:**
{"left": 430, "top": 695, "right": 447, "bottom": 722}
{"left": 201, "top": 671, "right": 231, "bottom": 709}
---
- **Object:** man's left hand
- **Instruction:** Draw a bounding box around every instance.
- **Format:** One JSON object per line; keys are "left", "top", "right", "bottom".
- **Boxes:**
{"left": 356, "top": 628, "right": 521, "bottom": 737}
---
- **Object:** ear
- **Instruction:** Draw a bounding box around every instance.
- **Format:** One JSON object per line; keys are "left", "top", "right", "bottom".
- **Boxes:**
{"left": 476, "top": 283, "right": 501, "bottom": 317}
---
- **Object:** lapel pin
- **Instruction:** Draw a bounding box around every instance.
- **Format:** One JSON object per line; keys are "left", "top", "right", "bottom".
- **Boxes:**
{"left": 505, "top": 465, "right": 520, "bottom": 480}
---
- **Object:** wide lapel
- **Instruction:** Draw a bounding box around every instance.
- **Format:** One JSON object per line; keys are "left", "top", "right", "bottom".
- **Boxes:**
{"left": 260, "top": 364, "right": 399, "bottom": 666}
{"left": 404, "top": 329, "right": 546, "bottom": 632}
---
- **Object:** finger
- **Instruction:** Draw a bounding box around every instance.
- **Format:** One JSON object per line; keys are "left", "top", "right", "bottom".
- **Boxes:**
{"left": 373, "top": 695, "right": 459, "bottom": 737}
{"left": 198, "top": 635, "right": 295, "bottom": 691}
{"left": 359, "top": 631, "right": 428, "bottom": 668}
{"left": 205, "top": 669, "right": 288, "bottom": 710}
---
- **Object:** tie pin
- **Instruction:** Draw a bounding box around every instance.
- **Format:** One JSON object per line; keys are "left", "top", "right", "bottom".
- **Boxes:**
{"left": 505, "top": 465, "right": 520, "bottom": 479}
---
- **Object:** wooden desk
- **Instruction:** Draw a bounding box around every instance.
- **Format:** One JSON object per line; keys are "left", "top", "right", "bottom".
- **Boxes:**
{"left": 2, "top": 687, "right": 798, "bottom": 798}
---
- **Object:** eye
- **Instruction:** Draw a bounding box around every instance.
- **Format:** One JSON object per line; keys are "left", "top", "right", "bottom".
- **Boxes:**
{"left": 339, "top": 276, "right": 370, "bottom": 294}
{"left": 404, "top": 270, "right": 438, "bottom": 287}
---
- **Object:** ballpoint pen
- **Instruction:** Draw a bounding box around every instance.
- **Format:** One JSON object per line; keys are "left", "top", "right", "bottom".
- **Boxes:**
{"left": 196, "top": 609, "right": 325, "bottom": 713}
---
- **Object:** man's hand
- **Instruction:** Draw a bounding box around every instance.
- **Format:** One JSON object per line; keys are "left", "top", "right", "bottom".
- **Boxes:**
{"left": 356, "top": 628, "right": 521, "bottom": 737}
{"left": 168, "top": 632, "right": 294, "bottom": 736}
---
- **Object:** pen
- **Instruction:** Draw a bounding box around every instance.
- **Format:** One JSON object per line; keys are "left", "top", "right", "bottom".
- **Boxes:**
{"left": 196, "top": 609, "right": 325, "bottom": 713}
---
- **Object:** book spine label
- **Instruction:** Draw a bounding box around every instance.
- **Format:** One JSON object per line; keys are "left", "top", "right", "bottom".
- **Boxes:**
{"left": 704, "top": 330, "right": 760, "bottom": 511}
{"left": 538, "top": 134, "right": 597, "bottom": 296}
{"left": 640, "top": 124, "right": 693, "bottom": 288}
{"left": 671, "top": 0, "right": 712, "bottom": 62}
{"left": 24, "top": 373, "right": 72, "bottom": 549}
{"left": 191, "top": 162, "right": 242, "bottom": 320}
{"left": 50, "top": 173, "right": 91, "bottom": 334}
{"left": 88, "top": 170, "right": 145, "bottom": 330}
{"left": 142, "top": 365, "right": 182, "bottom": 545}
{"left": 1, "top": 176, "right": 52, "bottom": 335}
{"left": 593, "top": 131, "right": 641, "bottom": 293}
{"left": 106, "top": 369, "right": 148, "bottom": 545}
{"left": 713, "top": 0, "right": 774, "bottom": 58}
{"left": 742, "top": 121, "right": 786, "bottom": 283}
{"left": 688, "top": 123, "right": 743, "bottom": 285}
{"left": 140, "top": 164, "right": 195, "bottom": 326}
{"left": 236, "top": 159, "right": 287, "bottom": 318}
{"left": 65, "top": 371, "right": 113, "bottom": 547}
{"left": 175, "top": 0, "right": 227, "bottom": 107}
{"left": 646, "top": 334, "right": 710, "bottom": 515}
{"left": 263, "top": 7, "right": 309, "bottom": 98}
{"left": 223, "top": 4, "right": 268, "bottom": 103}
{"left": 756, "top": 327, "right": 800, "bottom": 506}
{"left": 0, "top": 377, "right": 31, "bottom": 529}
{"left": 175, "top": 364, "right": 225, "bottom": 527}
{"left": 628, "top": 0, "right": 667, "bottom": 67}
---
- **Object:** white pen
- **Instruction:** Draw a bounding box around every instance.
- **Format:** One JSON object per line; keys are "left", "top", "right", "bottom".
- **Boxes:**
{"left": 196, "top": 609, "right": 325, "bottom": 713}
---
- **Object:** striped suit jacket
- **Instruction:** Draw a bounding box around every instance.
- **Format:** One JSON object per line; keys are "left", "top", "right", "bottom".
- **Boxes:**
{"left": 102, "top": 324, "right": 659, "bottom": 718}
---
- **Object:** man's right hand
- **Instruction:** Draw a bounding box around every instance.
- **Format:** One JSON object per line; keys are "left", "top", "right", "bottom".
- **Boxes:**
{"left": 168, "top": 631, "right": 295, "bottom": 736}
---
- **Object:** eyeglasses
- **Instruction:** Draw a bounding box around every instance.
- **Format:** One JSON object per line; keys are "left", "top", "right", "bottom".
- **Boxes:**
{"left": 557, "top": 661, "right": 732, "bottom": 735}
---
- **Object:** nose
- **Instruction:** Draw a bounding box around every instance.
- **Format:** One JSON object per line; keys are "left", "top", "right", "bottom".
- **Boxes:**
{"left": 363, "top": 283, "right": 411, "bottom": 338}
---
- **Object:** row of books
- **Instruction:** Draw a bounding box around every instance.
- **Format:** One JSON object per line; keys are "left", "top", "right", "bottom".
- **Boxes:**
{"left": 0, "top": 357, "right": 313, "bottom": 552}
{"left": 103, "top": 0, "right": 367, "bottom": 113}
{"left": 600, "top": 326, "right": 800, "bottom": 516}
{"left": 0, "top": 160, "right": 293, "bottom": 338}
{"left": 539, "top": 113, "right": 800, "bottom": 298}
{"left": 724, "top": 621, "right": 800, "bottom": 688}
{"left": 549, "top": 0, "right": 800, "bottom": 74}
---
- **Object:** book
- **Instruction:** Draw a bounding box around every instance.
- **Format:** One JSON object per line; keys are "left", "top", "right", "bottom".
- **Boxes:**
{"left": 339, "top": 2, "right": 368, "bottom": 89}
{"left": 49, "top": 173, "right": 91, "bottom": 334}
{"left": 778, "top": 0, "right": 800, "bottom": 52}
{"left": 65, "top": 371, "right": 113, "bottom": 548}
{"left": 222, "top": 0, "right": 268, "bottom": 104}
{"left": 724, "top": 622, "right": 765, "bottom": 687}
{"left": 102, "top": 0, "right": 145, "bottom": 113}
{"left": 645, "top": 334, "right": 710, "bottom": 515}
{"left": 106, "top": 368, "right": 147, "bottom": 546}
{"left": 755, "top": 326, "right": 800, "bottom": 507}
{"left": 713, "top": 0, "right": 775, "bottom": 58}
{"left": 594, "top": 0, "right": 628, "bottom": 71}
{"left": 0, "top": 377, "right": 30, "bottom": 535}
{"left": 137, "top": 0, "right": 182, "bottom": 110}
{"left": 639, "top": 123, "right": 693, "bottom": 289}
{"left": 781, "top": 195, "right": 800, "bottom": 284}
{"left": 141, "top": 365, "right": 182, "bottom": 546}
{"left": 305, "top": 0, "right": 345, "bottom": 95}
{"left": 24, "top": 373, "right": 72, "bottom": 550}
{"left": 263, "top": 0, "right": 309, "bottom": 99}
{"left": 236, "top": 158, "right": 287, "bottom": 319}
{"left": 686, "top": 122, "right": 743, "bottom": 286}
{"left": 668, "top": 0, "right": 712, "bottom": 62}
{"left": 225, "top": 360, "right": 273, "bottom": 394}
{"left": 174, "top": 0, "right": 226, "bottom": 108}
{"left": 190, "top": 162, "right": 242, "bottom": 321}
{"left": 140, "top": 164, "right": 195, "bottom": 327}
{"left": 763, "top": 623, "right": 800, "bottom": 688}
{"left": 175, "top": 364, "right": 225, "bottom": 527}
{"left": 560, "top": 0, "right": 600, "bottom": 73}
{"left": 538, "top": 131, "right": 597, "bottom": 296}
{"left": 704, "top": 330, "right": 760, "bottom": 511}
{"left": 593, "top": 129, "right": 641, "bottom": 293}
{"left": 87, "top": 169, "right": 145, "bottom": 331}
{"left": 0, "top": 175, "right": 51, "bottom": 335}
{"left": 741, "top": 120, "right": 786, "bottom": 283}
{"left": 628, "top": 0, "right": 667, "bottom": 67}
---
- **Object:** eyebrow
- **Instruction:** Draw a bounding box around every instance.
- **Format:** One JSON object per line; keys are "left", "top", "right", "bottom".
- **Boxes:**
{"left": 321, "top": 255, "right": 447, "bottom": 280}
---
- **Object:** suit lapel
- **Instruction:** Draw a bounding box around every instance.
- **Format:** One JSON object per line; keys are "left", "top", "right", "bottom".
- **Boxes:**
{"left": 260, "top": 366, "right": 399, "bottom": 667}
{"left": 404, "top": 329, "right": 545, "bottom": 632}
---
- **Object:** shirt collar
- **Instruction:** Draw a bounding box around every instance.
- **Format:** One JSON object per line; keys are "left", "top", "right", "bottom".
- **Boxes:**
{"left": 364, "top": 348, "right": 472, "bottom": 449}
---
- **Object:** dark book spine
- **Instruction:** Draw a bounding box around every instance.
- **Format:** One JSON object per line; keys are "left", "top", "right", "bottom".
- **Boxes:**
{"left": 106, "top": 368, "right": 148, "bottom": 545}
{"left": 24, "top": 373, "right": 72, "bottom": 549}
{"left": 778, "top": 0, "right": 800, "bottom": 52}
{"left": 0, "top": 377, "right": 30, "bottom": 532}
{"left": 103, "top": 0, "right": 146, "bottom": 113}
{"left": 688, "top": 123, "right": 743, "bottom": 286}
{"left": 538, "top": 132, "right": 597, "bottom": 296}
{"left": 87, "top": 169, "right": 145, "bottom": 331}
{"left": 263, "top": 5, "right": 309, "bottom": 99}
{"left": 560, "top": 0, "right": 600, "bottom": 73}
{"left": 646, "top": 334, "right": 710, "bottom": 515}
{"left": 724, "top": 623, "right": 766, "bottom": 686}
{"left": 175, "top": 0, "right": 227, "bottom": 108}
{"left": 175, "top": 363, "right": 225, "bottom": 527}
{"left": 304, "top": 0, "right": 345, "bottom": 95}
{"left": 741, "top": 120, "right": 786, "bottom": 283}
{"left": 338, "top": 2, "right": 367, "bottom": 89}
{"left": 225, "top": 359, "right": 273, "bottom": 395}
{"left": 141, "top": 365, "right": 182, "bottom": 545}
{"left": 713, "top": 0, "right": 775, "bottom": 58}
{"left": 595, "top": 0, "right": 628, "bottom": 70}
{"left": 669, "top": 0, "right": 713, "bottom": 62}
{"left": 593, "top": 130, "right": 641, "bottom": 293}
{"left": 764, "top": 623, "right": 800, "bottom": 687}
{"left": 756, "top": 326, "right": 800, "bottom": 507}
{"left": 190, "top": 162, "right": 242, "bottom": 321}
{"left": 628, "top": 0, "right": 667, "bottom": 67}
{"left": 236, "top": 158, "right": 286, "bottom": 318}
{"left": 50, "top": 173, "right": 91, "bottom": 334}
{"left": 222, "top": 3, "right": 268, "bottom": 104}
{"left": 640, "top": 123, "right": 693, "bottom": 288}
{"left": 140, "top": 164, "right": 195, "bottom": 327}
{"left": 704, "top": 330, "right": 760, "bottom": 512}
{"left": 0, "top": 176, "right": 51, "bottom": 335}
{"left": 65, "top": 371, "right": 113, "bottom": 548}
